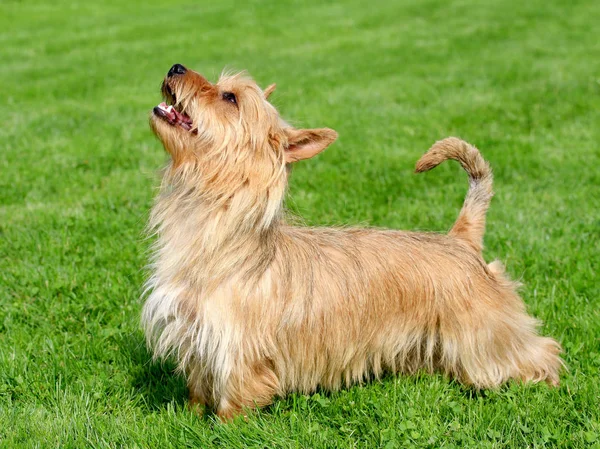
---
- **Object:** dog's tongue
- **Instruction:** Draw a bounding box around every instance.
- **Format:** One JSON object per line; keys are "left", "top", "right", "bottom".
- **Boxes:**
{"left": 156, "top": 102, "right": 193, "bottom": 130}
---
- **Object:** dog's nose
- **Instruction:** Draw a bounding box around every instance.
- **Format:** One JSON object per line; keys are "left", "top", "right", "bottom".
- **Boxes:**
{"left": 167, "top": 64, "right": 187, "bottom": 77}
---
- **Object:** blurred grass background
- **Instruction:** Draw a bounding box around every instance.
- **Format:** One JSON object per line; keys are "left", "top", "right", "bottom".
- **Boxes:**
{"left": 1, "top": 0, "right": 599, "bottom": 447}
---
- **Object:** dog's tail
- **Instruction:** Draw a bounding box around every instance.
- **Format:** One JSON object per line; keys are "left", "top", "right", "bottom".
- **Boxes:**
{"left": 415, "top": 137, "right": 493, "bottom": 253}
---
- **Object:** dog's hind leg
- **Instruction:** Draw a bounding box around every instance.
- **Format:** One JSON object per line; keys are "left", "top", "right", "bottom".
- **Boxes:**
{"left": 436, "top": 295, "right": 562, "bottom": 389}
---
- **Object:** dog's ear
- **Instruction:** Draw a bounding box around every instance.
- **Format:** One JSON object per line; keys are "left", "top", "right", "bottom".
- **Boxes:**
{"left": 264, "top": 84, "right": 276, "bottom": 99}
{"left": 284, "top": 128, "right": 338, "bottom": 163}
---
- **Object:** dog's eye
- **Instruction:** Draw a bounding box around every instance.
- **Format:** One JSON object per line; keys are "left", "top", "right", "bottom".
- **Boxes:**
{"left": 222, "top": 92, "right": 237, "bottom": 105}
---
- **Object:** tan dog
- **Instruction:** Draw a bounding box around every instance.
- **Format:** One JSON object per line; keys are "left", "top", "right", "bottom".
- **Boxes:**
{"left": 142, "top": 64, "right": 562, "bottom": 420}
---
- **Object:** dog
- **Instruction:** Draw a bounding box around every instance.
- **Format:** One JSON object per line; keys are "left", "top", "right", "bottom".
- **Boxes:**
{"left": 142, "top": 64, "right": 562, "bottom": 420}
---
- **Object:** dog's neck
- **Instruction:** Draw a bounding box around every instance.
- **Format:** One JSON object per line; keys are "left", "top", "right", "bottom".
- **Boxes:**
{"left": 148, "top": 166, "right": 286, "bottom": 293}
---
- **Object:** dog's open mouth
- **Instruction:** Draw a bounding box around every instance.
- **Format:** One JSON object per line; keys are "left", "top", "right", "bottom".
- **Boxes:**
{"left": 153, "top": 83, "right": 193, "bottom": 131}
{"left": 153, "top": 102, "right": 193, "bottom": 131}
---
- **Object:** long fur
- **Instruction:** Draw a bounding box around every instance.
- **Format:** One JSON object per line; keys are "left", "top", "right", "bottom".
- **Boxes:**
{"left": 142, "top": 66, "right": 562, "bottom": 419}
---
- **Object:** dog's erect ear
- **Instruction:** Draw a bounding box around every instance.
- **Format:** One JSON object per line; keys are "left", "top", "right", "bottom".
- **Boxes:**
{"left": 284, "top": 128, "right": 338, "bottom": 163}
{"left": 264, "top": 84, "right": 276, "bottom": 99}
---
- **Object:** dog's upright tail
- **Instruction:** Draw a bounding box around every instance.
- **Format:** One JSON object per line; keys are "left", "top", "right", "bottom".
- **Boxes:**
{"left": 415, "top": 137, "right": 493, "bottom": 253}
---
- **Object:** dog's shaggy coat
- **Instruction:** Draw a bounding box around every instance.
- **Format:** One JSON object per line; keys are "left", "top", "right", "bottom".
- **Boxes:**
{"left": 142, "top": 65, "right": 562, "bottom": 419}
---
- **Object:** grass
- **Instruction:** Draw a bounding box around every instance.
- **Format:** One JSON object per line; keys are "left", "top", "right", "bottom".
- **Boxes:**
{"left": 1, "top": 0, "right": 599, "bottom": 447}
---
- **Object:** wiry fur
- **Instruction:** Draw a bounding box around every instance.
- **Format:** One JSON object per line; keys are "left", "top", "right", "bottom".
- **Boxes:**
{"left": 142, "top": 66, "right": 562, "bottom": 419}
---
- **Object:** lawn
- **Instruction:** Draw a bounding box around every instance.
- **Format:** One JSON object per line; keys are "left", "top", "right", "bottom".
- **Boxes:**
{"left": 1, "top": 0, "right": 599, "bottom": 447}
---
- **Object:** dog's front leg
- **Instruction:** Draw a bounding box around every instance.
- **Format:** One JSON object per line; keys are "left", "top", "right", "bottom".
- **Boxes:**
{"left": 186, "top": 361, "right": 214, "bottom": 415}
{"left": 216, "top": 359, "right": 280, "bottom": 421}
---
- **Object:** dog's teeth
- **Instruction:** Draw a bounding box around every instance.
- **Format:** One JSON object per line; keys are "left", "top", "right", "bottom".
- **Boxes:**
{"left": 166, "top": 105, "right": 173, "bottom": 113}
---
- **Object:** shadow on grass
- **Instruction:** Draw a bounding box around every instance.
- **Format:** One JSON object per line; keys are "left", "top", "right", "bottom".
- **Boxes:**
{"left": 120, "top": 335, "right": 189, "bottom": 411}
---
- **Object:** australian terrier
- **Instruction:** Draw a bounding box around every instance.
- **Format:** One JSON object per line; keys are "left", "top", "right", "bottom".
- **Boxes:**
{"left": 142, "top": 64, "right": 562, "bottom": 419}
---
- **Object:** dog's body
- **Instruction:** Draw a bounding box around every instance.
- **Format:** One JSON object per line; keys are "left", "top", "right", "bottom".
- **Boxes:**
{"left": 143, "top": 65, "right": 562, "bottom": 419}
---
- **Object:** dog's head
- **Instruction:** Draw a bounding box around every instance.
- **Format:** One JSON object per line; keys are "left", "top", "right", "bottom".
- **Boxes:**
{"left": 150, "top": 64, "right": 338, "bottom": 175}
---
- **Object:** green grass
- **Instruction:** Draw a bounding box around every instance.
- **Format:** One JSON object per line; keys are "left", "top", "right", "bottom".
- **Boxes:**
{"left": 1, "top": 0, "right": 599, "bottom": 447}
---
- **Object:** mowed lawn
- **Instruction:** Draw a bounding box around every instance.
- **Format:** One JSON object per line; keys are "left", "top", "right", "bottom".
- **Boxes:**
{"left": 1, "top": 0, "right": 599, "bottom": 447}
